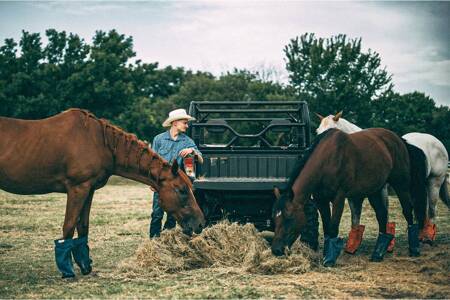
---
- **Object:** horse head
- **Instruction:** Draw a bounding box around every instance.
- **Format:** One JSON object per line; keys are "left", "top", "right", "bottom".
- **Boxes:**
{"left": 271, "top": 187, "right": 306, "bottom": 256}
{"left": 155, "top": 160, "right": 205, "bottom": 236}
{"left": 316, "top": 111, "right": 343, "bottom": 134}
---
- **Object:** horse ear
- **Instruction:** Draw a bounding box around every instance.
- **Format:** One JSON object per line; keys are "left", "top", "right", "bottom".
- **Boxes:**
{"left": 273, "top": 187, "right": 281, "bottom": 200}
{"left": 315, "top": 112, "right": 324, "bottom": 120}
{"left": 171, "top": 160, "right": 179, "bottom": 176}
{"left": 333, "top": 111, "right": 343, "bottom": 121}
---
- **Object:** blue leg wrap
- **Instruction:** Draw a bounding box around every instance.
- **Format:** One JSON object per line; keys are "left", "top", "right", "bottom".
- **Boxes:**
{"left": 54, "top": 239, "right": 75, "bottom": 278}
{"left": 72, "top": 236, "right": 92, "bottom": 275}
{"left": 370, "top": 232, "right": 394, "bottom": 262}
{"left": 408, "top": 224, "right": 421, "bottom": 257}
{"left": 323, "top": 236, "right": 344, "bottom": 267}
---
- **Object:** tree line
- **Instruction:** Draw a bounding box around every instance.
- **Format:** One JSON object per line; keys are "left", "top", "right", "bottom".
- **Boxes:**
{"left": 1, "top": 30, "right": 448, "bottom": 151}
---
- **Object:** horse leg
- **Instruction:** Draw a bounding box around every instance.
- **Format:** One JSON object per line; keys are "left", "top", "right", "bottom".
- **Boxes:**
{"left": 345, "top": 197, "right": 365, "bottom": 254}
{"left": 322, "top": 193, "right": 345, "bottom": 267}
{"left": 316, "top": 199, "right": 336, "bottom": 266}
{"left": 76, "top": 189, "right": 94, "bottom": 237}
{"left": 379, "top": 186, "right": 396, "bottom": 252}
{"left": 368, "top": 191, "right": 394, "bottom": 262}
{"left": 391, "top": 185, "right": 420, "bottom": 257}
{"left": 377, "top": 185, "right": 396, "bottom": 252}
{"left": 72, "top": 189, "right": 95, "bottom": 275}
{"left": 420, "top": 176, "right": 443, "bottom": 244}
{"left": 54, "top": 182, "right": 92, "bottom": 278}
{"left": 316, "top": 199, "right": 331, "bottom": 246}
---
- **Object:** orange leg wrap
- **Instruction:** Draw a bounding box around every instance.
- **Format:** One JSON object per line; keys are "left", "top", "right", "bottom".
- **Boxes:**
{"left": 419, "top": 219, "right": 437, "bottom": 243}
{"left": 345, "top": 225, "right": 365, "bottom": 254}
{"left": 386, "top": 222, "right": 395, "bottom": 253}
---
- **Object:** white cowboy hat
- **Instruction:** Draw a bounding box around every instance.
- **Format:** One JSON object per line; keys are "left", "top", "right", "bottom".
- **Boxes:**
{"left": 162, "top": 108, "right": 196, "bottom": 127}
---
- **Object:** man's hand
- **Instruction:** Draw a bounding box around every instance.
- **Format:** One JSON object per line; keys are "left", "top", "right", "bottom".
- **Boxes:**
{"left": 179, "top": 148, "right": 195, "bottom": 158}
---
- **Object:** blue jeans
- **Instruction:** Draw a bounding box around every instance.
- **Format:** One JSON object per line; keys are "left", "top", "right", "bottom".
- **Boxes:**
{"left": 149, "top": 193, "right": 176, "bottom": 238}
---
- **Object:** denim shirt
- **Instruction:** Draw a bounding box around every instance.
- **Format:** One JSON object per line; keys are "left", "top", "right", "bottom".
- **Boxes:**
{"left": 151, "top": 131, "right": 202, "bottom": 166}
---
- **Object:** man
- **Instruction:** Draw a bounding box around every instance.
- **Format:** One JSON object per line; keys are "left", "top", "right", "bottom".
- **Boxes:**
{"left": 149, "top": 108, "right": 203, "bottom": 238}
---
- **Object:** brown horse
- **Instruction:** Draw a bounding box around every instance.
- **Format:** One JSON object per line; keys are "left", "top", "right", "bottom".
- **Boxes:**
{"left": 271, "top": 128, "right": 427, "bottom": 267}
{"left": 0, "top": 109, "right": 205, "bottom": 278}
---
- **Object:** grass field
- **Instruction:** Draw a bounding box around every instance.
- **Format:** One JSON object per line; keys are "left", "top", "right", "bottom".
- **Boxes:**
{"left": 1, "top": 176, "right": 449, "bottom": 298}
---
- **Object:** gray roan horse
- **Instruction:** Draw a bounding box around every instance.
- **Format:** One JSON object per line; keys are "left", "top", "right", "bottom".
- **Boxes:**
{"left": 272, "top": 128, "right": 428, "bottom": 266}
{"left": 0, "top": 109, "right": 205, "bottom": 278}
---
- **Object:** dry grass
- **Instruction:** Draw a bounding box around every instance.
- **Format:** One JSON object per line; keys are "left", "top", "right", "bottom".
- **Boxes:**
{"left": 119, "top": 222, "right": 317, "bottom": 275}
{"left": 0, "top": 176, "right": 449, "bottom": 298}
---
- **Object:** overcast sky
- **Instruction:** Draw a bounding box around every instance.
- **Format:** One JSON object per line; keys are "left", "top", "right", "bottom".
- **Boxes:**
{"left": 1, "top": 1, "right": 449, "bottom": 106}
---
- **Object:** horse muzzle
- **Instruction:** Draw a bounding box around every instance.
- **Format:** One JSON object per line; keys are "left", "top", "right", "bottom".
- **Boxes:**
{"left": 271, "top": 239, "right": 287, "bottom": 256}
{"left": 271, "top": 244, "right": 286, "bottom": 256}
{"left": 181, "top": 217, "right": 204, "bottom": 236}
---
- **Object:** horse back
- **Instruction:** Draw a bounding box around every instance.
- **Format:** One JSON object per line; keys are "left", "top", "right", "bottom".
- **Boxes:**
{"left": 403, "top": 132, "right": 449, "bottom": 177}
{"left": 351, "top": 128, "right": 411, "bottom": 184}
{"left": 0, "top": 110, "right": 112, "bottom": 194}
{"left": 317, "top": 129, "right": 408, "bottom": 197}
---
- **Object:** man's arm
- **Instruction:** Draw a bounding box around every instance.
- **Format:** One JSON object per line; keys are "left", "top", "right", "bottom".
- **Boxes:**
{"left": 179, "top": 139, "right": 203, "bottom": 164}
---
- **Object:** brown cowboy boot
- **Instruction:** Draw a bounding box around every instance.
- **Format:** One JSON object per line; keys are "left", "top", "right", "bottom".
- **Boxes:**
{"left": 345, "top": 225, "right": 365, "bottom": 254}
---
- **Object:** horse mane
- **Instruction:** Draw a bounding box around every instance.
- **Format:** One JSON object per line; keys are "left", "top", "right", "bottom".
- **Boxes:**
{"left": 64, "top": 108, "right": 162, "bottom": 168}
{"left": 274, "top": 128, "right": 338, "bottom": 212}
{"left": 64, "top": 109, "right": 192, "bottom": 187}
{"left": 335, "top": 117, "right": 362, "bottom": 133}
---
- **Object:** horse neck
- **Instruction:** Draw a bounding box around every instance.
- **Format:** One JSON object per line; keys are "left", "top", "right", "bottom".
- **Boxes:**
{"left": 338, "top": 119, "right": 362, "bottom": 133}
{"left": 102, "top": 123, "right": 160, "bottom": 188}
{"left": 112, "top": 148, "right": 160, "bottom": 188}
{"left": 292, "top": 168, "right": 316, "bottom": 204}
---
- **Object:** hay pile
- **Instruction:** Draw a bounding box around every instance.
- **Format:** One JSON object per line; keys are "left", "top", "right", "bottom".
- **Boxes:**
{"left": 120, "top": 222, "right": 318, "bottom": 275}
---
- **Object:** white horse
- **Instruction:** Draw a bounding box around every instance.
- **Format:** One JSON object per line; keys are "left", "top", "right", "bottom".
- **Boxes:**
{"left": 316, "top": 112, "right": 449, "bottom": 253}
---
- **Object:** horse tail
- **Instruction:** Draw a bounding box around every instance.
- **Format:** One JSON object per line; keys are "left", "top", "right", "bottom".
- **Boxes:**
{"left": 439, "top": 173, "right": 450, "bottom": 209}
{"left": 404, "top": 141, "right": 428, "bottom": 229}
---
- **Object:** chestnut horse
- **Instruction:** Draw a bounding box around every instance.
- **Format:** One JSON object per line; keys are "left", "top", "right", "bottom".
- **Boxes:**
{"left": 271, "top": 128, "right": 427, "bottom": 267}
{"left": 317, "top": 112, "right": 449, "bottom": 253}
{"left": 0, "top": 109, "right": 205, "bottom": 278}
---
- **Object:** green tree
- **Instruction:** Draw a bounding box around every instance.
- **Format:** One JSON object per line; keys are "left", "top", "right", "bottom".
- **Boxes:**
{"left": 372, "top": 91, "right": 450, "bottom": 152}
{"left": 372, "top": 92, "right": 435, "bottom": 134}
{"left": 5, "top": 31, "right": 50, "bottom": 118}
{"left": 72, "top": 30, "right": 136, "bottom": 119}
{"left": 115, "top": 64, "right": 190, "bottom": 139}
{"left": 429, "top": 105, "right": 450, "bottom": 153}
{"left": 0, "top": 38, "right": 19, "bottom": 116}
{"left": 284, "top": 33, "right": 393, "bottom": 128}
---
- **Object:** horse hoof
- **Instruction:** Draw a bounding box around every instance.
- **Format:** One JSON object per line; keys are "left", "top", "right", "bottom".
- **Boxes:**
{"left": 409, "top": 250, "right": 420, "bottom": 257}
{"left": 422, "top": 240, "right": 433, "bottom": 246}
{"left": 62, "top": 275, "right": 77, "bottom": 281}
{"left": 80, "top": 266, "right": 92, "bottom": 275}
{"left": 370, "top": 255, "right": 383, "bottom": 262}
{"left": 89, "top": 271, "right": 98, "bottom": 277}
{"left": 323, "top": 261, "right": 335, "bottom": 267}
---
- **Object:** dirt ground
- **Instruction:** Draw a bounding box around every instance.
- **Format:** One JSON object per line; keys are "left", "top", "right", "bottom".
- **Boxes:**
{"left": 0, "top": 176, "right": 449, "bottom": 298}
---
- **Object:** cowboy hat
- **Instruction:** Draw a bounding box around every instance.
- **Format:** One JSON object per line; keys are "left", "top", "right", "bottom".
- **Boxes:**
{"left": 162, "top": 108, "right": 196, "bottom": 127}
